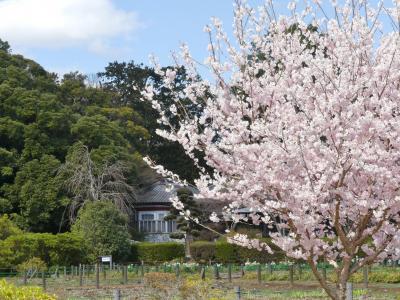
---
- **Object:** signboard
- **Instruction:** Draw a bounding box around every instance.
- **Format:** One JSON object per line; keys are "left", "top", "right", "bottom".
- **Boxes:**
{"left": 101, "top": 256, "right": 111, "bottom": 262}
{"left": 100, "top": 255, "right": 112, "bottom": 268}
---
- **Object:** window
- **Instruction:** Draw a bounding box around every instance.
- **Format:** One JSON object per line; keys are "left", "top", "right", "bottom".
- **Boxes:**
{"left": 138, "top": 211, "right": 177, "bottom": 234}
{"left": 141, "top": 213, "right": 154, "bottom": 220}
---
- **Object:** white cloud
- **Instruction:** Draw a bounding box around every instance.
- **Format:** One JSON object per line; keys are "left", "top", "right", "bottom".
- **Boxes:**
{"left": 0, "top": 0, "right": 140, "bottom": 53}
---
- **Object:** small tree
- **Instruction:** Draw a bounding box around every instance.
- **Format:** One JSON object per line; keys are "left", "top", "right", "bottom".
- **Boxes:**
{"left": 72, "top": 201, "right": 131, "bottom": 262}
{"left": 165, "top": 188, "right": 202, "bottom": 240}
{"left": 164, "top": 187, "right": 203, "bottom": 257}
{"left": 58, "top": 142, "right": 135, "bottom": 221}
{"left": 144, "top": 1, "right": 400, "bottom": 299}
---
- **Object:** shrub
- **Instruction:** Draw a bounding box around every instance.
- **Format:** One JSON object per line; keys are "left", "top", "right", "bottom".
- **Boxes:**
{"left": 351, "top": 269, "right": 400, "bottom": 283}
{"left": 215, "top": 241, "right": 237, "bottom": 263}
{"left": 236, "top": 244, "right": 280, "bottom": 263}
{"left": 0, "top": 232, "right": 86, "bottom": 268}
{"left": 0, "top": 279, "right": 56, "bottom": 300}
{"left": 189, "top": 238, "right": 287, "bottom": 264}
{"left": 50, "top": 232, "right": 87, "bottom": 266}
{"left": 179, "top": 276, "right": 213, "bottom": 300}
{"left": 145, "top": 272, "right": 177, "bottom": 288}
{"left": 190, "top": 241, "right": 215, "bottom": 263}
{"left": 144, "top": 272, "right": 178, "bottom": 300}
{"left": 17, "top": 257, "right": 47, "bottom": 273}
{"left": 132, "top": 242, "right": 185, "bottom": 263}
{"left": 72, "top": 201, "right": 131, "bottom": 262}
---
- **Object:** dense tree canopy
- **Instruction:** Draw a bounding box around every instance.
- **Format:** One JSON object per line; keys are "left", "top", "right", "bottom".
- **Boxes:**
{"left": 99, "top": 61, "right": 200, "bottom": 183}
{"left": 0, "top": 45, "right": 154, "bottom": 232}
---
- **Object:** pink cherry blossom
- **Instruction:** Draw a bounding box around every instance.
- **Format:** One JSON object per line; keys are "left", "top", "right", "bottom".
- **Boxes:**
{"left": 144, "top": 1, "right": 400, "bottom": 299}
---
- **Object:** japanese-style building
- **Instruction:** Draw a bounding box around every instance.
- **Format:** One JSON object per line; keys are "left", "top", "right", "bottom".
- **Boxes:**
{"left": 134, "top": 179, "right": 197, "bottom": 242}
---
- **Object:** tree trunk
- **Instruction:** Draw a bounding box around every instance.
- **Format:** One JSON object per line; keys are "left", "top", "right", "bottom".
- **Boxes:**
{"left": 185, "top": 233, "right": 193, "bottom": 258}
{"left": 337, "top": 282, "right": 347, "bottom": 300}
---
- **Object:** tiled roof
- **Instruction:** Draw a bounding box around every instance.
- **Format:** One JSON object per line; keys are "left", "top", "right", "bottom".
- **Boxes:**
{"left": 137, "top": 180, "right": 198, "bottom": 204}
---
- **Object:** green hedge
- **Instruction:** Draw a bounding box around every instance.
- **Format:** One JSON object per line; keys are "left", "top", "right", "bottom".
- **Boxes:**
{"left": 190, "top": 241, "right": 215, "bottom": 263}
{"left": 131, "top": 242, "right": 185, "bottom": 263}
{"left": 0, "top": 232, "right": 87, "bottom": 268}
{"left": 190, "top": 240, "right": 285, "bottom": 264}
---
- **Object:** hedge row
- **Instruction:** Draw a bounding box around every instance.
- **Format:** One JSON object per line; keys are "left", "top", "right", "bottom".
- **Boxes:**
{"left": 0, "top": 232, "right": 86, "bottom": 268}
{"left": 190, "top": 240, "right": 285, "bottom": 264}
{"left": 131, "top": 242, "right": 185, "bottom": 263}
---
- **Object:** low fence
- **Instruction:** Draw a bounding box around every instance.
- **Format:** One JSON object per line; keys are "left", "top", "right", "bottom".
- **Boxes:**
{"left": 1, "top": 262, "right": 398, "bottom": 299}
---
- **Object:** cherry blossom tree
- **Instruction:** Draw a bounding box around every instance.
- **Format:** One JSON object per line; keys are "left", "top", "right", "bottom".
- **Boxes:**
{"left": 143, "top": 1, "right": 400, "bottom": 299}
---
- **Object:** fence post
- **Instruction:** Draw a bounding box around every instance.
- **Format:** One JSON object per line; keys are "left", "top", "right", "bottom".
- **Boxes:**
{"left": 200, "top": 266, "right": 206, "bottom": 280}
{"left": 346, "top": 282, "right": 353, "bottom": 300}
{"left": 23, "top": 271, "right": 27, "bottom": 285}
{"left": 268, "top": 263, "right": 273, "bottom": 275}
{"left": 113, "top": 289, "right": 121, "bottom": 300}
{"left": 363, "top": 265, "right": 368, "bottom": 288}
{"left": 213, "top": 264, "right": 220, "bottom": 279}
{"left": 121, "top": 265, "right": 124, "bottom": 284}
{"left": 176, "top": 263, "right": 180, "bottom": 278}
{"left": 96, "top": 264, "right": 100, "bottom": 289}
{"left": 289, "top": 265, "right": 294, "bottom": 285}
{"left": 79, "top": 264, "right": 83, "bottom": 286}
{"left": 257, "top": 264, "right": 261, "bottom": 283}
{"left": 141, "top": 262, "right": 144, "bottom": 277}
{"left": 124, "top": 265, "right": 128, "bottom": 284}
{"left": 235, "top": 286, "right": 241, "bottom": 300}
{"left": 240, "top": 264, "right": 245, "bottom": 277}
{"left": 298, "top": 264, "right": 302, "bottom": 280}
{"left": 121, "top": 265, "right": 126, "bottom": 284}
{"left": 228, "top": 264, "right": 232, "bottom": 283}
{"left": 42, "top": 271, "right": 46, "bottom": 291}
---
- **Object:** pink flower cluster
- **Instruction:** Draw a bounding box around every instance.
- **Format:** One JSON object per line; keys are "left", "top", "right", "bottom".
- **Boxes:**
{"left": 143, "top": 1, "right": 400, "bottom": 297}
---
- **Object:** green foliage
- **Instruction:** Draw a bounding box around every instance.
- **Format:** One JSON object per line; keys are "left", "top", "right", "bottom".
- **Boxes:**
{"left": 350, "top": 268, "right": 400, "bottom": 283}
{"left": 190, "top": 240, "right": 285, "bottom": 264}
{"left": 0, "top": 232, "right": 86, "bottom": 268}
{"left": 5, "top": 155, "right": 66, "bottom": 232}
{"left": 72, "top": 201, "right": 131, "bottom": 262}
{"left": 190, "top": 241, "right": 216, "bottom": 263}
{"left": 179, "top": 276, "right": 215, "bottom": 300}
{"left": 0, "top": 214, "right": 22, "bottom": 240}
{"left": 132, "top": 242, "right": 185, "bottom": 263}
{"left": 0, "top": 39, "right": 11, "bottom": 53}
{"left": 0, "top": 280, "right": 56, "bottom": 300}
{"left": 215, "top": 241, "right": 236, "bottom": 263}
{"left": 235, "top": 241, "right": 285, "bottom": 263}
{"left": 0, "top": 42, "right": 150, "bottom": 232}
{"left": 17, "top": 257, "right": 47, "bottom": 272}
{"left": 165, "top": 187, "right": 202, "bottom": 239}
{"left": 99, "top": 61, "right": 200, "bottom": 183}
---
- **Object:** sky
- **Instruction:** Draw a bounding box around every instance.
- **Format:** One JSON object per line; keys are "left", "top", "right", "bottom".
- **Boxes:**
{"left": 0, "top": 0, "right": 244, "bottom": 76}
{"left": 0, "top": 0, "right": 391, "bottom": 77}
